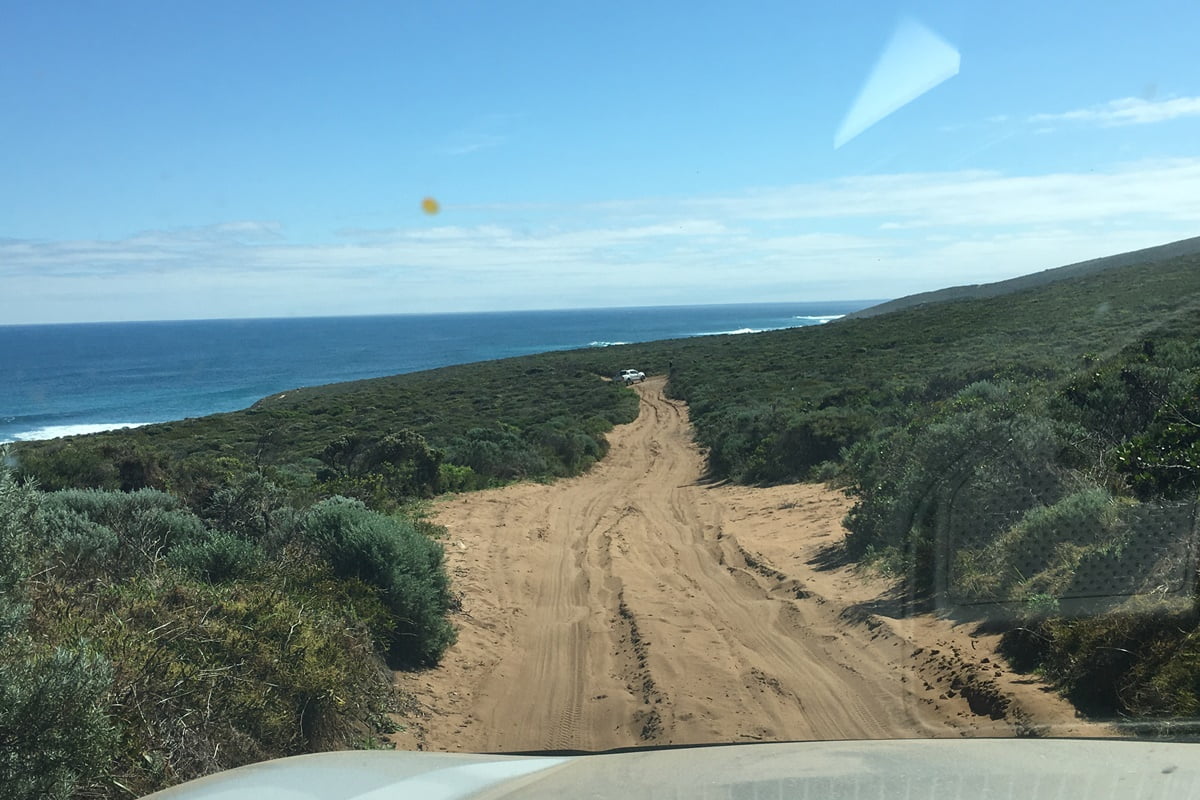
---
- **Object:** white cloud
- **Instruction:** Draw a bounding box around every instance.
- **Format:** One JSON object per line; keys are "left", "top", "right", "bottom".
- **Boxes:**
{"left": 683, "top": 158, "right": 1200, "bottom": 228}
{"left": 4, "top": 160, "right": 1200, "bottom": 322}
{"left": 1028, "top": 96, "right": 1200, "bottom": 128}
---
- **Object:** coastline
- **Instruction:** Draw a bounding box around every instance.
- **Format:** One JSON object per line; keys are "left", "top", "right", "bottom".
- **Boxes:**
{"left": 1, "top": 302, "right": 859, "bottom": 444}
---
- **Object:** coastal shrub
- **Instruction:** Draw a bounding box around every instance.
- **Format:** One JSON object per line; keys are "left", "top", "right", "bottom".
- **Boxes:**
{"left": 446, "top": 426, "right": 549, "bottom": 483}
{"left": 201, "top": 470, "right": 294, "bottom": 553}
{"left": 302, "top": 497, "right": 455, "bottom": 666}
{"left": 316, "top": 472, "right": 396, "bottom": 512}
{"left": 319, "top": 430, "right": 439, "bottom": 483}
{"left": 13, "top": 441, "right": 161, "bottom": 493}
{"left": 843, "top": 386, "right": 1065, "bottom": 592}
{"left": 581, "top": 414, "right": 616, "bottom": 437}
{"left": 1123, "top": 624, "right": 1200, "bottom": 719}
{"left": 35, "top": 502, "right": 120, "bottom": 579}
{"left": 1000, "top": 604, "right": 1199, "bottom": 716}
{"left": 436, "top": 462, "right": 480, "bottom": 493}
{"left": 990, "top": 488, "right": 1121, "bottom": 592}
{"left": 697, "top": 404, "right": 780, "bottom": 480}
{"left": 371, "top": 430, "right": 442, "bottom": 492}
{"left": 168, "top": 529, "right": 264, "bottom": 583}
{"left": 741, "top": 407, "right": 875, "bottom": 484}
{"left": 0, "top": 643, "right": 115, "bottom": 800}
{"left": 30, "top": 569, "right": 395, "bottom": 797}
{"left": 166, "top": 454, "right": 254, "bottom": 512}
{"left": 1055, "top": 361, "right": 1170, "bottom": 452}
{"left": 108, "top": 442, "right": 164, "bottom": 491}
{"left": 40, "top": 488, "right": 207, "bottom": 574}
{"left": 1051, "top": 338, "right": 1200, "bottom": 499}
{"left": 201, "top": 470, "right": 276, "bottom": 537}
{"left": 317, "top": 430, "right": 445, "bottom": 508}
{"left": 43, "top": 487, "right": 190, "bottom": 534}
{"left": 0, "top": 468, "right": 35, "bottom": 636}
{"left": 1117, "top": 389, "right": 1200, "bottom": 499}
{"left": 13, "top": 442, "right": 120, "bottom": 491}
{"left": 528, "top": 417, "right": 604, "bottom": 476}
{"left": 0, "top": 468, "right": 117, "bottom": 800}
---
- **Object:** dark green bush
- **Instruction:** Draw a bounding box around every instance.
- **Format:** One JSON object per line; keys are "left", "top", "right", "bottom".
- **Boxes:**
{"left": 302, "top": 497, "right": 456, "bottom": 666}
{"left": 168, "top": 529, "right": 264, "bottom": 583}
{"left": 201, "top": 470, "right": 289, "bottom": 546}
{"left": 446, "top": 426, "right": 549, "bottom": 483}
{"left": 1000, "top": 604, "right": 1198, "bottom": 715}
{"left": 317, "top": 429, "right": 443, "bottom": 502}
{"left": 14, "top": 442, "right": 120, "bottom": 491}
{"left": 742, "top": 406, "right": 875, "bottom": 483}
{"left": 436, "top": 462, "right": 480, "bottom": 493}
{"left": 528, "top": 417, "right": 605, "bottom": 476}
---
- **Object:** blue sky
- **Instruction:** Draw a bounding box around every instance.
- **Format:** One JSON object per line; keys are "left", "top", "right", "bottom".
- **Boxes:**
{"left": 3, "top": 0, "right": 1199, "bottom": 323}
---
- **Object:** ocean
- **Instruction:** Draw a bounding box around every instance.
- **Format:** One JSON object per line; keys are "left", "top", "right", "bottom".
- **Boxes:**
{"left": 0, "top": 301, "right": 872, "bottom": 443}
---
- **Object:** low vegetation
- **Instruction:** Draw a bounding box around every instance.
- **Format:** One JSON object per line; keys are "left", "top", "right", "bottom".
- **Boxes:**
{"left": 0, "top": 466, "right": 454, "bottom": 798}
{"left": 14, "top": 360, "right": 638, "bottom": 510}
{"left": 10, "top": 244, "right": 1200, "bottom": 795}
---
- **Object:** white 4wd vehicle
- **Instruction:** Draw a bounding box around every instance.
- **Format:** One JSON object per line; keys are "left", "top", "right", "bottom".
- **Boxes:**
{"left": 617, "top": 368, "right": 646, "bottom": 384}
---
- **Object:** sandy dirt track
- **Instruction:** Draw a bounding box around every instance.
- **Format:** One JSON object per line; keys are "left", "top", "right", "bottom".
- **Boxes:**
{"left": 391, "top": 377, "right": 1105, "bottom": 752}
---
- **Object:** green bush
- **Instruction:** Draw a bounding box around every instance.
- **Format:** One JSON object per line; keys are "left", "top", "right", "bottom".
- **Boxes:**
{"left": 302, "top": 497, "right": 456, "bottom": 666}
{"left": 201, "top": 471, "right": 289, "bottom": 548}
{"left": 1000, "top": 604, "right": 1198, "bottom": 716}
{"left": 30, "top": 569, "right": 395, "bottom": 797}
{"left": 446, "top": 426, "right": 549, "bottom": 483}
{"left": 988, "top": 488, "right": 1122, "bottom": 597}
{"left": 14, "top": 442, "right": 120, "bottom": 491}
{"left": 528, "top": 417, "right": 605, "bottom": 476}
{"left": 0, "top": 644, "right": 115, "bottom": 800}
{"left": 1124, "top": 625, "right": 1200, "bottom": 718}
{"left": 35, "top": 503, "right": 120, "bottom": 579}
{"left": 0, "top": 467, "right": 117, "bottom": 800}
{"left": 317, "top": 429, "right": 443, "bottom": 502}
{"left": 39, "top": 488, "right": 207, "bottom": 575}
{"left": 436, "top": 462, "right": 480, "bottom": 493}
{"left": 843, "top": 385, "right": 1066, "bottom": 593}
{"left": 0, "top": 467, "right": 35, "bottom": 636}
{"left": 743, "top": 407, "right": 875, "bottom": 483}
{"left": 168, "top": 529, "right": 264, "bottom": 583}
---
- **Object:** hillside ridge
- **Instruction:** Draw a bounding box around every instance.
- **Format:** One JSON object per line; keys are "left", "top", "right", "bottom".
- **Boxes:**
{"left": 845, "top": 235, "right": 1200, "bottom": 320}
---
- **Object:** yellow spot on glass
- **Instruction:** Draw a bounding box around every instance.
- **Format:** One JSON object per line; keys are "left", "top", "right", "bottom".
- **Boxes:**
{"left": 421, "top": 197, "right": 440, "bottom": 215}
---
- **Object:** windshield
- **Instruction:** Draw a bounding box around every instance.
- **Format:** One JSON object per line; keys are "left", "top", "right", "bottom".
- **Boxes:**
{"left": 3, "top": 1, "right": 1200, "bottom": 797}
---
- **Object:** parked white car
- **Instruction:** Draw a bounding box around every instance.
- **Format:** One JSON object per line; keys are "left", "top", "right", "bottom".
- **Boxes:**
{"left": 617, "top": 368, "right": 646, "bottom": 384}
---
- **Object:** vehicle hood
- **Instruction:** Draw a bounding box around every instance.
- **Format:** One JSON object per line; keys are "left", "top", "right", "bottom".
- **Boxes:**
{"left": 145, "top": 738, "right": 1195, "bottom": 799}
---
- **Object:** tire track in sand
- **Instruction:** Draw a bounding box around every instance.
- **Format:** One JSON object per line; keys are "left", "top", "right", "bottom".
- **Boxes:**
{"left": 391, "top": 377, "right": 1093, "bottom": 752}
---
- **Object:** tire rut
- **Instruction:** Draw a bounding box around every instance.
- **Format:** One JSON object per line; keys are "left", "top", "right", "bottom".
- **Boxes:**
{"left": 391, "top": 376, "right": 1063, "bottom": 753}
{"left": 616, "top": 592, "right": 666, "bottom": 742}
